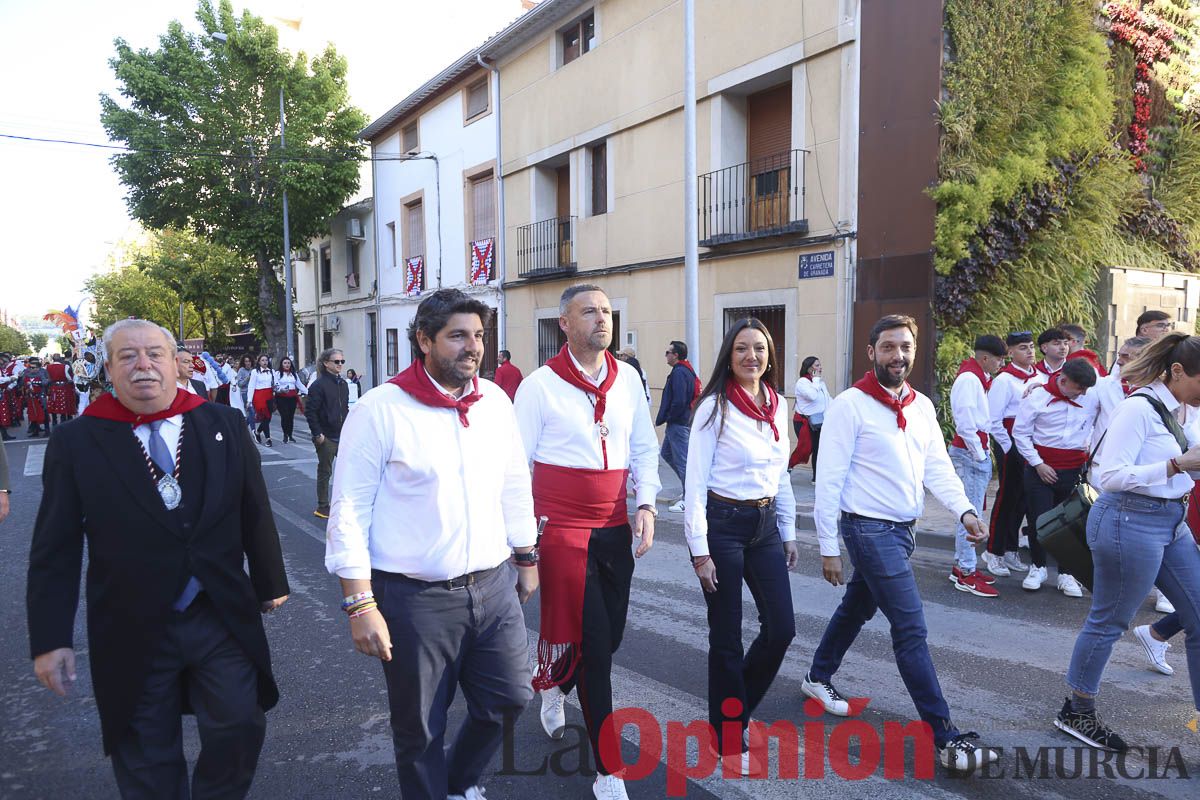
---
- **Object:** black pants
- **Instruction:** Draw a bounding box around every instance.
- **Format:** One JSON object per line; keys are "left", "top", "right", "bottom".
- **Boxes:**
{"left": 557, "top": 524, "right": 635, "bottom": 775}
{"left": 987, "top": 440, "right": 1027, "bottom": 556}
{"left": 256, "top": 413, "right": 271, "bottom": 441}
{"left": 1023, "top": 465, "right": 1080, "bottom": 574}
{"left": 275, "top": 396, "right": 298, "bottom": 439}
{"left": 703, "top": 498, "right": 795, "bottom": 750}
{"left": 110, "top": 595, "right": 265, "bottom": 800}
{"left": 375, "top": 564, "right": 532, "bottom": 799}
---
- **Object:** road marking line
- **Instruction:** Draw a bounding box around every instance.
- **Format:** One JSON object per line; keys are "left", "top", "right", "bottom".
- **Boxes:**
{"left": 270, "top": 498, "right": 328, "bottom": 545}
{"left": 23, "top": 444, "right": 47, "bottom": 477}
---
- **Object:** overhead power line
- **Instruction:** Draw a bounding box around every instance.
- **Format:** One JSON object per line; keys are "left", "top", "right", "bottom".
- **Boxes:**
{"left": 0, "top": 132, "right": 427, "bottom": 163}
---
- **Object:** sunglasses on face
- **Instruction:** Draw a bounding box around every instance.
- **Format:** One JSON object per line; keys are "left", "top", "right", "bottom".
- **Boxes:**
{"left": 330, "top": 359, "right": 346, "bottom": 365}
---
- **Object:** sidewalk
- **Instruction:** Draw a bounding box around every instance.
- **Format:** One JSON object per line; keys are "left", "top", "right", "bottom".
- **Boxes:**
{"left": 653, "top": 458, "right": 998, "bottom": 552}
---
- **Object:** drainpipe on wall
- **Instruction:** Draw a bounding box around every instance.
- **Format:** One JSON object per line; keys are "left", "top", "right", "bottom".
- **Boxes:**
{"left": 477, "top": 53, "right": 506, "bottom": 349}
{"left": 370, "top": 140, "right": 382, "bottom": 382}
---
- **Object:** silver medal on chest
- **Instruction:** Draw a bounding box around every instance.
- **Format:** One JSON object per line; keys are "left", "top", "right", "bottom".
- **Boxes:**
{"left": 598, "top": 422, "right": 610, "bottom": 438}
{"left": 157, "top": 474, "right": 182, "bottom": 510}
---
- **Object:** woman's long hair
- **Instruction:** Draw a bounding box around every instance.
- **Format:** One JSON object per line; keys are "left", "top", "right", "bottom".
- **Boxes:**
{"left": 238, "top": 354, "right": 254, "bottom": 371}
{"left": 1121, "top": 331, "right": 1200, "bottom": 388}
{"left": 800, "top": 355, "right": 819, "bottom": 379}
{"left": 694, "top": 317, "right": 780, "bottom": 439}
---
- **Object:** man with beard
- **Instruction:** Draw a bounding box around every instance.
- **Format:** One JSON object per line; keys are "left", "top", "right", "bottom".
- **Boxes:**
{"left": 799, "top": 315, "right": 999, "bottom": 773}
{"left": 325, "top": 289, "right": 538, "bottom": 800}
{"left": 513, "top": 283, "right": 660, "bottom": 800}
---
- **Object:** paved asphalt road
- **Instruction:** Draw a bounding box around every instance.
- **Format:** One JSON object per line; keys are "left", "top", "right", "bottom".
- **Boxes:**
{"left": 1, "top": 417, "right": 1199, "bottom": 799}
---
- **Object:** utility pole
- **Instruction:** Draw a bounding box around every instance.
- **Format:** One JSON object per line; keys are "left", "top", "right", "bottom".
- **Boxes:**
{"left": 280, "top": 86, "right": 295, "bottom": 360}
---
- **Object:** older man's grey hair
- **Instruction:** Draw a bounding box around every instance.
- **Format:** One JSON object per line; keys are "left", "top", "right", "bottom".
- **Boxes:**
{"left": 559, "top": 283, "right": 606, "bottom": 315}
{"left": 102, "top": 319, "right": 177, "bottom": 362}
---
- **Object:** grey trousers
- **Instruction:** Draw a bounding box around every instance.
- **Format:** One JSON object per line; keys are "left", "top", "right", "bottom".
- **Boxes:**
{"left": 374, "top": 563, "right": 533, "bottom": 799}
{"left": 314, "top": 437, "right": 339, "bottom": 507}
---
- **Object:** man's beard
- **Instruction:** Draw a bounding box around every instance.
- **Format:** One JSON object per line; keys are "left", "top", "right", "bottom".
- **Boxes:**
{"left": 874, "top": 358, "right": 912, "bottom": 389}
{"left": 432, "top": 352, "right": 479, "bottom": 386}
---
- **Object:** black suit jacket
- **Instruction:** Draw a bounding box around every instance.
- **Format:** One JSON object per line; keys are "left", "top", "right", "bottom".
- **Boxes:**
{"left": 27, "top": 401, "right": 289, "bottom": 753}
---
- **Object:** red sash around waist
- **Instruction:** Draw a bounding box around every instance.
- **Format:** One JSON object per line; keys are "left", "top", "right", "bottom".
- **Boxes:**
{"left": 951, "top": 431, "right": 988, "bottom": 451}
{"left": 1035, "top": 445, "right": 1087, "bottom": 470}
{"left": 1003, "top": 417, "right": 1015, "bottom": 436}
{"left": 531, "top": 462, "right": 629, "bottom": 690}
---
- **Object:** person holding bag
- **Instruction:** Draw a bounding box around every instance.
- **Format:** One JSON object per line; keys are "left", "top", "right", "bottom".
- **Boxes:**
{"left": 684, "top": 318, "right": 798, "bottom": 776}
{"left": 790, "top": 356, "right": 831, "bottom": 478}
{"left": 1057, "top": 332, "right": 1200, "bottom": 753}
{"left": 274, "top": 357, "right": 306, "bottom": 444}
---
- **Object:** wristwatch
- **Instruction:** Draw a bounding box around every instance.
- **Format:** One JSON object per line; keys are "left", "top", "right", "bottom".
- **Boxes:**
{"left": 638, "top": 503, "right": 658, "bottom": 517}
{"left": 512, "top": 550, "right": 538, "bottom": 565}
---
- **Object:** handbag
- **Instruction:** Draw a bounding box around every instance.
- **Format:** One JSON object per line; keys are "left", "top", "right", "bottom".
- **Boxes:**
{"left": 1036, "top": 436, "right": 1103, "bottom": 593}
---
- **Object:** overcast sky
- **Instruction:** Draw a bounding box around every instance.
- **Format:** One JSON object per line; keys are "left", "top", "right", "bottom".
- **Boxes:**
{"left": 0, "top": 0, "right": 527, "bottom": 323}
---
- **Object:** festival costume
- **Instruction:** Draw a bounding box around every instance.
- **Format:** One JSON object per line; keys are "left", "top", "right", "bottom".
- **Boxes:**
{"left": 22, "top": 367, "right": 50, "bottom": 429}
{"left": 986, "top": 363, "right": 1037, "bottom": 556}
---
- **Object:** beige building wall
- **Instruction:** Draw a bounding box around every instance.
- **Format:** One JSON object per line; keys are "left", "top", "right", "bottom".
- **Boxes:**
{"left": 497, "top": 0, "right": 858, "bottom": 402}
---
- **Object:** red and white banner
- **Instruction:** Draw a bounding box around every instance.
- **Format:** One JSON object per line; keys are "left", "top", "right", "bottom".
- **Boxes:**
{"left": 405, "top": 256, "right": 424, "bottom": 296}
{"left": 470, "top": 238, "right": 494, "bottom": 285}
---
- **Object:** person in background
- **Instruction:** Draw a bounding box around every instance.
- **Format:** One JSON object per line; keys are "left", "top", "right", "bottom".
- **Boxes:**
{"left": 247, "top": 355, "right": 277, "bottom": 446}
{"left": 274, "top": 357, "right": 306, "bottom": 444}
{"left": 235, "top": 355, "right": 255, "bottom": 433}
{"left": 1136, "top": 310, "right": 1174, "bottom": 341}
{"left": 793, "top": 355, "right": 832, "bottom": 482}
{"left": 657, "top": 340, "right": 700, "bottom": 513}
{"left": 175, "top": 349, "right": 208, "bottom": 398}
{"left": 0, "top": 439, "right": 9, "bottom": 523}
{"left": 305, "top": 349, "right": 350, "bottom": 519}
{"left": 21, "top": 357, "right": 50, "bottom": 438}
{"left": 1062, "top": 324, "right": 1108, "bottom": 378}
{"left": 617, "top": 347, "right": 650, "bottom": 403}
{"left": 684, "top": 317, "right": 797, "bottom": 776}
{"left": 345, "top": 368, "right": 362, "bottom": 406}
{"left": 1034, "top": 329, "right": 1070, "bottom": 378}
{"left": 493, "top": 349, "right": 524, "bottom": 402}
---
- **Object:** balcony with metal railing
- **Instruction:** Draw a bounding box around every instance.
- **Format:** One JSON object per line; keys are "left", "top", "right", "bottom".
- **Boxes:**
{"left": 515, "top": 216, "right": 577, "bottom": 279}
{"left": 698, "top": 149, "right": 808, "bottom": 247}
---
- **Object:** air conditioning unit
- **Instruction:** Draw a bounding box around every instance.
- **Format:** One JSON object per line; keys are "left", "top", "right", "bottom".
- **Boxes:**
{"left": 347, "top": 218, "right": 364, "bottom": 239}
{"left": 325, "top": 315, "right": 341, "bottom": 332}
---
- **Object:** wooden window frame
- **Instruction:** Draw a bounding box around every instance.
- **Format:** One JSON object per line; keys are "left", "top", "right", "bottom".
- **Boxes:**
{"left": 559, "top": 10, "right": 595, "bottom": 67}
{"left": 589, "top": 142, "right": 607, "bottom": 216}
{"left": 385, "top": 328, "right": 399, "bottom": 376}
{"left": 463, "top": 161, "right": 498, "bottom": 283}
{"left": 462, "top": 77, "right": 491, "bottom": 125}
{"left": 401, "top": 190, "right": 426, "bottom": 293}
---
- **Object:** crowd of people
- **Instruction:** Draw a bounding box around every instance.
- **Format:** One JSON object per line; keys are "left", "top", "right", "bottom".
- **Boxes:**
{"left": 18, "top": 294, "right": 1200, "bottom": 799}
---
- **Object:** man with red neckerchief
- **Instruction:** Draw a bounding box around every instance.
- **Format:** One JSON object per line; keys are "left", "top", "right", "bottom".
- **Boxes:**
{"left": 513, "top": 283, "right": 660, "bottom": 800}
{"left": 1033, "top": 327, "right": 1070, "bottom": 380}
{"left": 1012, "top": 358, "right": 1100, "bottom": 597}
{"left": 26, "top": 318, "right": 288, "bottom": 800}
{"left": 982, "top": 331, "right": 1039, "bottom": 577}
{"left": 325, "top": 289, "right": 538, "bottom": 800}
{"left": 800, "top": 315, "right": 999, "bottom": 774}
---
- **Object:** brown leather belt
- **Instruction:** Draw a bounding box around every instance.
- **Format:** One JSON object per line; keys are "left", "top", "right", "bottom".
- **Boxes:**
{"left": 708, "top": 490, "right": 773, "bottom": 508}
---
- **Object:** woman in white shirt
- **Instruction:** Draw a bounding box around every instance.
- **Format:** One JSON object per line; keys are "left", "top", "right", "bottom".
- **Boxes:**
{"left": 1059, "top": 332, "right": 1200, "bottom": 753}
{"left": 247, "top": 355, "right": 278, "bottom": 446}
{"left": 683, "top": 317, "right": 798, "bottom": 775}
{"left": 793, "top": 356, "right": 832, "bottom": 481}
{"left": 274, "top": 357, "right": 307, "bottom": 444}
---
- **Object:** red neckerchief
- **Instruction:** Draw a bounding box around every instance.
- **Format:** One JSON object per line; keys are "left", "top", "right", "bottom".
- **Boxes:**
{"left": 388, "top": 359, "right": 481, "bottom": 427}
{"left": 1039, "top": 377, "right": 1082, "bottom": 408}
{"left": 1034, "top": 359, "right": 1063, "bottom": 376}
{"left": 1066, "top": 349, "right": 1108, "bottom": 378}
{"left": 677, "top": 358, "right": 703, "bottom": 401}
{"left": 83, "top": 388, "right": 206, "bottom": 424}
{"left": 998, "top": 363, "right": 1036, "bottom": 383}
{"left": 545, "top": 345, "right": 619, "bottom": 424}
{"left": 852, "top": 370, "right": 915, "bottom": 429}
{"left": 725, "top": 381, "right": 780, "bottom": 441}
{"left": 956, "top": 358, "right": 992, "bottom": 392}
{"left": 1120, "top": 378, "right": 1133, "bottom": 396}
{"left": 191, "top": 355, "right": 206, "bottom": 374}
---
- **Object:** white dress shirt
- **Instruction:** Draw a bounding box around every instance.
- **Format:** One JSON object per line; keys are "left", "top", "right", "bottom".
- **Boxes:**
{"left": 1098, "top": 381, "right": 1200, "bottom": 498}
{"left": 793, "top": 376, "right": 831, "bottom": 419}
{"left": 275, "top": 372, "right": 307, "bottom": 395}
{"left": 200, "top": 365, "right": 221, "bottom": 391}
{"left": 133, "top": 413, "right": 182, "bottom": 467}
{"left": 247, "top": 369, "right": 277, "bottom": 392}
{"left": 815, "top": 385, "right": 974, "bottom": 557}
{"left": 324, "top": 378, "right": 537, "bottom": 581}
{"left": 513, "top": 352, "right": 662, "bottom": 508}
{"left": 177, "top": 381, "right": 199, "bottom": 395}
{"left": 1012, "top": 382, "right": 1100, "bottom": 467}
{"left": 949, "top": 367, "right": 990, "bottom": 461}
{"left": 683, "top": 394, "right": 797, "bottom": 556}
{"left": 987, "top": 367, "right": 1036, "bottom": 453}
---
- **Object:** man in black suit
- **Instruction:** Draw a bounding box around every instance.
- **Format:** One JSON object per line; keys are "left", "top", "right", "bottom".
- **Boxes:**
{"left": 27, "top": 318, "right": 290, "bottom": 800}
{"left": 175, "top": 347, "right": 210, "bottom": 398}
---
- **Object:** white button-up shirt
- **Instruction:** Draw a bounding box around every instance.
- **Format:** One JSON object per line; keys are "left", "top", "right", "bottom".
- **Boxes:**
{"left": 274, "top": 372, "right": 307, "bottom": 395}
{"left": 324, "top": 378, "right": 537, "bottom": 581}
{"left": 949, "top": 367, "right": 990, "bottom": 461}
{"left": 683, "top": 394, "right": 797, "bottom": 556}
{"left": 815, "top": 385, "right": 974, "bottom": 558}
{"left": 1012, "top": 382, "right": 1100, "bottom": 467}
{"left": 513, "top": 352, "right": 662, "bottom": 508}
{"left": 793, "top": 376, "right": 831, "bottom": 419}
{"left": 133, "top": 413, "right": 182, "bottom": 467}
{"left": 1098, "top": 381, "right": 1200, "bottom": 498}
{"left": 987, "top": 366, "right": 1036, "bottom": 453}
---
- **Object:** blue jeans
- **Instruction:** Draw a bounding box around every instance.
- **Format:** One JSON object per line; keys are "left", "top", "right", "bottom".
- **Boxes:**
{"left": 949, "top": 446, "right": 991, "bottom": 572}
{"left": 810, "top": 515, "right": 959, "bottom": 746}
{"left": 1067, "top": 492, "right": 1200, "bottom": 709}
{"left": 702, "top": 497, "right": 796, "bottom": 749}
{"left": 662, "top": 422, "right": 689, "bottom": 487}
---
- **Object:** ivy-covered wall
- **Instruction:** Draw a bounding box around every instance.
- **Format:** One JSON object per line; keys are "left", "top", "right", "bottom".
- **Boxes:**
{"left": 932, "top": 0, "right": 1200, "bottom": 423}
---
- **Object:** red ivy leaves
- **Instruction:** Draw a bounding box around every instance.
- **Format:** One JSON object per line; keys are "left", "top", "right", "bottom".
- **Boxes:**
{"left": 1105, "top": 2, "right": 1177, "bottom": 171}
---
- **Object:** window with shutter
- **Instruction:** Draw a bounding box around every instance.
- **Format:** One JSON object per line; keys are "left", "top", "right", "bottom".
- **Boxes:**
{"left": 402, "top": 123, "right": 419, "bottom": 153}
{"left": 590, "top": 143, "right": 607, "bottom": 216}
{"left": 471, "top": 174, "right": 496, "bottom": 241}
{"left": 465, "top": 80, "right": 489, "bottom": 121}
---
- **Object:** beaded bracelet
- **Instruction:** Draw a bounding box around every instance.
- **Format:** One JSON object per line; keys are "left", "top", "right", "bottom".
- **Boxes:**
{"left": 344, "top": 599, "right": 376, "bottom": 614}
{"left": 342, "top": 591, "right": 373, "bottom": 610}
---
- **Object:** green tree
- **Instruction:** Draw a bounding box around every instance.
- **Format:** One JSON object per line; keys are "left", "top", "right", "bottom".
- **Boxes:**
{"left": 100, "top": 0, "right": 366, "bottom": 360}
{"left": 0, "top": 326, "right": 29, "bottom": 355}
{"left": 29, "top": 333, "right": 49, "bottom": 353}
{"left": 86, "top": 264, "right": 195, "bottom": 336}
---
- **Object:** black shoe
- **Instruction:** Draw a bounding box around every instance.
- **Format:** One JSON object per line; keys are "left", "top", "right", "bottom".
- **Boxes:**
{"left": 265, "top": 439, "right": 273, "bottom": 447}
{"left": 1054, "top": 698, "right": 1128, "bottom": 752}
{"left": 255, "top": 431, "right": 262, "bottom": 443}
{"left": 314, "top": 506, "right": 330, "bottom": 519}
{"left": 1, "top": 432, "right": 13, "bottom": 441}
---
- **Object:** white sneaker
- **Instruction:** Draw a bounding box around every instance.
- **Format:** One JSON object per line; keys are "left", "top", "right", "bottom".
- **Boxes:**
{"left": 1134, "top": 624, "right": 1174, "bottom": 676}
{"left": 1155, "top": 590, "right": 1176, "bottom": 614}
{"left": 539, "top": 687, "right": 566, "bottom": 739}
{"left": 937, "top": 733, "right": 1000, "bottom": 772}
{"left": 1057, "top": 574, "right": 1084, "bottom": 598}
{"left": 800, "top": 673, "right": 850, "bottom": 716}
{"left": 1022, "top": 565, "right": 1048, "bottom": 591}
{"left": 981, "top": 551, "right": 1010, "bottom": 577}
{"left": 667, "top": 499, "right": 685, "bottom": 513}
{"left": 1003, "top": 551, "right": 1030, "bottom": 573}
{"left": 593, "top": 773, "right": 629, "bottom": 800}
{"left": 448, "top": 788, "right": 486, "bottom": 800}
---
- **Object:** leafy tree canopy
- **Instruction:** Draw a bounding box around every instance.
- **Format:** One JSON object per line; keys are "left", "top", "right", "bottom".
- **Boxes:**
{"left": 1, "top": 327, "right": 32, "bottom": 355}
